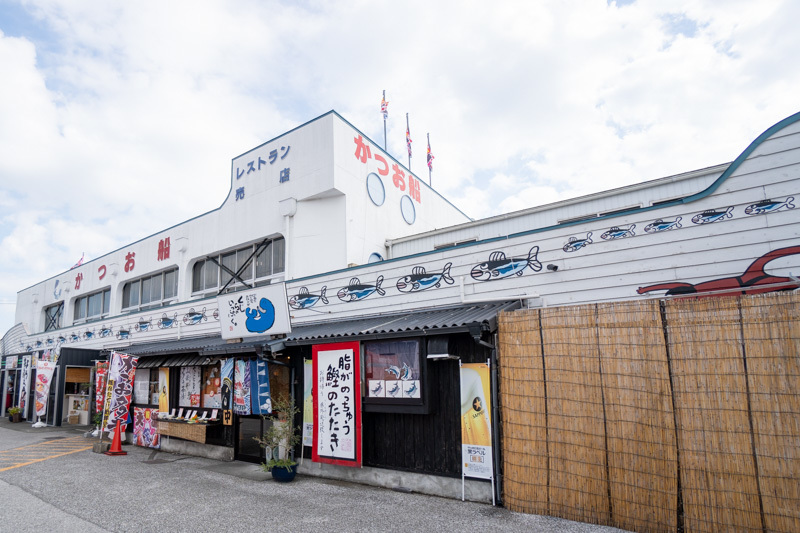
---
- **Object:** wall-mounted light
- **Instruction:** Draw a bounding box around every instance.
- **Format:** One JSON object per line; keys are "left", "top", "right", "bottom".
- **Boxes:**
{"left": 546, "top": 264, "right": 559, "bottom": 272}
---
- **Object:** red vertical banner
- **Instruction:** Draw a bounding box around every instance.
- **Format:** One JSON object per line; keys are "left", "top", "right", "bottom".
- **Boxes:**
{"left": 95, "top": 362, "right": 109, "bottom": 414}
{"left": 312, "top": 342, "right": 361, "bottom": 467}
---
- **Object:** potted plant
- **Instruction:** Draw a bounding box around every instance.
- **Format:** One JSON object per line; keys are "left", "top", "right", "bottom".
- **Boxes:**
{"left": 8, "top": 406, "right": 21, "bottom": 423}
{"left": 254, "top": 395, "right": 301, "bottom": 482}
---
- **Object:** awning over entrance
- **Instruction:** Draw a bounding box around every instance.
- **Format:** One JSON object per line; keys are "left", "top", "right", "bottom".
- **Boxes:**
{"left": 101, "top": 301, "right": 520, "bottom": 364}
{"left": 286, "top": 300, "right": 521, "bottom": 344}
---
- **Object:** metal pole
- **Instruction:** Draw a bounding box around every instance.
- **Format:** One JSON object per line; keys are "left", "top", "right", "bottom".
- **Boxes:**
{"left": 382, "top": 90, "right": 387, "bottom": 151}
{"left": 427, "top": 133, "right": 432, "bottom": 186}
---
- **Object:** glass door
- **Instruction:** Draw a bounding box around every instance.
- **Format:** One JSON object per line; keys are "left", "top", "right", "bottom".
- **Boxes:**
{"left": 236, "top": 416, "right": 265, "bottom": 463}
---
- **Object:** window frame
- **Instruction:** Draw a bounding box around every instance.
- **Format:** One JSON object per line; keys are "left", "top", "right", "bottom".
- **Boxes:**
{"left": 122, "top": 267, "right": 179, "bottom": 312}
{"left": 72, "top": 288, "right": 111, "bottom": 325}
{"left": 191, "top": 237, "right": 285, "bottom": 296}
{"left": 44, "top": 302, "right": 64, "bottom": 332}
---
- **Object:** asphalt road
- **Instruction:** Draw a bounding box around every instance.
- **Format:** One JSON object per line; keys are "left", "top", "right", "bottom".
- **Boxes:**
{"left": 0, "top": 420, "right": 629, "bottom": 533}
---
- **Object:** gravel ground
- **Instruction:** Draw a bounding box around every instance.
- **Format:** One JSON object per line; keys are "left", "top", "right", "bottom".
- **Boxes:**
{"left": 0, "top": 422, "right": 630, "bottom": 533}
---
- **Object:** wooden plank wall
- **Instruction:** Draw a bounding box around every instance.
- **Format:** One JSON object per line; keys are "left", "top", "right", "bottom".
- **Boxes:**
{"left": 499, "top": 292, "right": 800, "bottom": 533}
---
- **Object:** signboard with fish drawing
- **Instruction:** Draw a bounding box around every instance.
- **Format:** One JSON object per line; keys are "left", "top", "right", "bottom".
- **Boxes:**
{"left": 312, "top": 342, "right": 361, "bottom": 467}
{"left": 363, "top": 339, "right": 423, "bottom": 410}
{"left": 218, "top": 284, "right": 291, "bottom": 339}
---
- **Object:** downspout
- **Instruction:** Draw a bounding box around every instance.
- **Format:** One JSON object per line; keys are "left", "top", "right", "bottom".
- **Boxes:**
{"left": 280, "top": 198, "right": 298, "bottom": 280}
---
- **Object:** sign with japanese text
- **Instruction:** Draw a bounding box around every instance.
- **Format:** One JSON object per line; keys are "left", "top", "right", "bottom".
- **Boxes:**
{"left": 217, "top": 284, "right": 291, "bottom": 339}
{"left": 95, "top": 362, "right": 109, "bottom": 414}
{"left": 18, "top": 355, "right": 32, "bottom": 419}
{"left": 312, "top": 342, "right": 361, "bottom": 467}
{"left": 104, "top": 351, "right": 139, "bottom": 434}
{"left": 302, "top": 359, "right": 313, "bottom": 447}
{"left": 460, "top": 361, "right": 494, "bottom": 480}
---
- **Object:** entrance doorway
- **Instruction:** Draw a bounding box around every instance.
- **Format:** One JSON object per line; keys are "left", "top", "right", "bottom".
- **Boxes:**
{"left": 236, "top": 416, "right": 266, "bottom": 463}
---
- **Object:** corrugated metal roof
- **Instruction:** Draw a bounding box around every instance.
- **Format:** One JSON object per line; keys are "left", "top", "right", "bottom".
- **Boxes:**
{"left": 107, "top": 301, "right": 520, "bottom": 360}
{"left": 286, "top": 301, "right": 521, "bottom": 342}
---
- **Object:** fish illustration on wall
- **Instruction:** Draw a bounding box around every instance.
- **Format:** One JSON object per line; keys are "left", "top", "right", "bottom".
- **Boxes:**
{"left": 183, "top": 308, "right": 207, "bottom": 325}
{"left": 744, "top": 197, "right": 795, "bottom": 215}
{"left": 563, "top": 233, "right": 593, "bottom": 253}
{"left": 158, "top": 313, "right": 177, "bottom": 329}
{"left": 691, "top": 206, "right": 734, "bottom": 224}
{"left": 136, "top": 318, "right": 152, "bottom": 332}
{"left": 396, "top": 263, "right": 454, "bottom": 292}
{"left": 69, "top": 333, "right": 80, "bottom": 343}
{"left": 116, "top": 328, "right": 131, "bottom": 340}
{"left": 601, "top": 225, "right": 636, "bottom": 240}
{"left": 99, "top": 326, "right": 113, "bottom": 338}
{"left": 83, "top": 329, "right": 95, "bottom": 340}
{"left": 289, "top": 286, "right": 329, "bottom": 309}
{"left": 644, "top": 217, "right": 682, "bottom": 233}
{"left": 337, "top": 276, "right": 385, "bottom": 302}
{"left": 470, "top": 246, "right": 542, "bottom": 281}
{"left": 637, "top": 244, "right": 800, "bottom": 296}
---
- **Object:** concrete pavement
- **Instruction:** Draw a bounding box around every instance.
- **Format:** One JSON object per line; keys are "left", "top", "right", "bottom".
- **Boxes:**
{"left": 0, "top": 418, "right": 630, "bottom": 533}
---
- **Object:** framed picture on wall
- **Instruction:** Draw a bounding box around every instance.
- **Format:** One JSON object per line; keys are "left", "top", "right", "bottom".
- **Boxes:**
{"left": 363, "top": 338, "right": 428, "bottom": 413}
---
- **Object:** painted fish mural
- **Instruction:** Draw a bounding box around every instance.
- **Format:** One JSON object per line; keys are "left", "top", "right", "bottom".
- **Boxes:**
{"left": 183, "top": 308, "right": 207, "bottom": 325}
{"left": 136, "top": 318, "right": 152, "bottom": 332}
{"left": 563, "top": 233, "right": 593, "bottom": 253}
{"left": 396, "top": 263, "right": 454, "bottom": 293}
{"left": 644, "top": 217, "right": 682, "bottom": 233}
{"left": 337, "top": 276, "right": 385, "bottom": 302}
{"left": 288, "top": 286, "right": 329, "bottom": 309}
{"left": 691, "top": 206, "right": 734, "bottom": 224}
{"left": 405, "top": 382, "right": 418, "bottom": 396}
{"left": 388, "top": 382, "right": 400, "bottom": 397}
{"left": 158, "top": 313, "right": 177, "bottom": 329}
{"left": 601, "top": 225, "right": 636, "bottom": 240}
{"left": 99, "top": 326, "right": 113, "bottom": 338}
{"left": 470, "top": 246, "right": 542, "bottom": 281}
{"left": 744, "top": 197, "right": 795, "bottom": 215}
{"left": 371, "top": 382, "right": 383, "bottom": 395}
{"left": 116, "top": 329, "right": 131, "bottom": 340}
{"left": 637, "top": 244, "right": 800, "bottom": 296}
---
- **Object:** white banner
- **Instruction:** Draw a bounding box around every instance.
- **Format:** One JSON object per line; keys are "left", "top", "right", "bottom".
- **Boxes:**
{"left": 18, "top": 355, "right": 32, "bottom": 419}
{"left": 218, "top": 283, "right": 291, "bottom": 339}
{"left": 34, "top": 361, "right": 56, "bottom": 418}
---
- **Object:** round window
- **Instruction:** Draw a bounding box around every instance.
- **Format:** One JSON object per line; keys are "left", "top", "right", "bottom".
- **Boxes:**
{"left": 366, "top": 172, "right": 385, "bottom": 206}
{"left": 400, "top": 195, "right": 416, "bottom": 225}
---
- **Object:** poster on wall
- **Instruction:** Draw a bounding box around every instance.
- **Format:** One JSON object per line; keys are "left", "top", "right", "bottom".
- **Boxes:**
{"left": 179, "top": 366, "right": 201, "bottom": 407}
{"left": 217, "top": 284, "right": 292, "bottom": 339}
{"left": 134, "top": 369, "right": 150, "bottom": 405}
{"left": 158, "top": 368, "right": 170, "bottom": 413}
{"left": 233, "top": 359, "right": 251, "bottom": 415}
{"left": 364, "top": 340, "right": 422, "bottom": 403}
{"left": 302, "top": 359, "right": 313, "bottom": 447}
{"left": 95, "top": 362, "right": 109, "bottom": 414}
{"left": 250, "top": 359, "right": 271, "bottom": 415}
{"left": 220, "top": 358, "right": 233, "bottom": 410}
{"left": 134, "top": 407, "right": 160, "bottom": 449}
{"left": 34, "top": 360, "right": 56, "bottom": 418}
{"left": 18, "top": 355, "right": 32, "bottom": 419}
{"left": 459, "top": 361, "right": 494, "bottom": 480}
{"left": 202, "top": 365, "right": 221, "bottom": 408}
{"left": 312, "top": 342, "right": 361, "bottom": 467}
{"left": 104, "top": 351, "right": 139, "bottom": 433}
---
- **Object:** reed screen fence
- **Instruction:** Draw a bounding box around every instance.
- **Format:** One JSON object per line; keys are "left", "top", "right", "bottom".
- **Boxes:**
{"left": 498, "top": 292, "right": 799, "bottom": 533}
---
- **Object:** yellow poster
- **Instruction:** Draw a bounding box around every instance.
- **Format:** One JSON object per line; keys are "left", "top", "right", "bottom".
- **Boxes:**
{"left": 460, "top": 362, "right": 493, "bottom": 480}
{"left": 158, "top": 368, "right": 170, "bottom": 413}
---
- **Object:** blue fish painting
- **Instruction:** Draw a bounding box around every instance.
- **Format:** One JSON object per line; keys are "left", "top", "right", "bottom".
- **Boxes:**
{"left": 563, "top": 233, "right": 593, "bottom": 253}
{"left": 691, "top": 206, "right": 734, "bottom": 224}
{"left": 245, "top": 297, "right": 276, "bottom": 333}
{"left": 83, "top": 330, "right": 94, "bottom": 340}
{"left": 396, "top": 263, "right": 454, "bottom": 292}
{"left": 183, "top": 308, "right": 207, "bottom": 325}
{"left": 744, "top": 197, "right": 795, "bottom": 215}
{"left": 136, "top": 318, "right": 152, "bottom": 332}
{"left": 371, "top": 382, "right": 383, "bottom": 395}
{"left": 116, "top": 329, "right": 131, "bottom": 340}
{"left": 288, "top": 286, "right": 329, "bottom": 309}
{"left": 99, "top": 326, "right": 113, "bottom": 338}
{"left": 386, "top": 365, "right": 401, "bottom": 378}
{"left": 388, "top": 382, "right": 400, "bottom": 397}
{"left": 601, "top": 225, "right": 635, "bottom": 240}
{"left": 400, "top": 363, "right": 412, "bottom": 381}
{"left": 337, "top": 276, "right": 385, "bottom": 302}
{"left": 470, "top": 246, "right": 542, "bottom": 281}
{"left": 405, "top": 382, "right": 418, "bottom": 396}
{"left": 158, "top": 313, "right": 177, "bottom": 329}
{"left": 69, "top": 333, "right": 80, "bottom": 343}
{"left": 644, "top": 217, "right": 682, "bottom": 233}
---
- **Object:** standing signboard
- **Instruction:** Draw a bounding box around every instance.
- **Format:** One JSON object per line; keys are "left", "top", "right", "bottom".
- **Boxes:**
{"left": 18, "top": 355, "right": 32, "bottom": 420}
{"left": 312, "top": 342, "right": 361, "bottom": 467}
{"left": 460, "top": 360, "right": 495, "bottom": 503}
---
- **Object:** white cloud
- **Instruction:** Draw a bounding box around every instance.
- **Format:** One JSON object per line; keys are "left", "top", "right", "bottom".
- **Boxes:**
{"left": 1, "top": 0, "right": 800, "bottom": 334}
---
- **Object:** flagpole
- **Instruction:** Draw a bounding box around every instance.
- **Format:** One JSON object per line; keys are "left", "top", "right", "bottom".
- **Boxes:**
{"left": 406, "top": 113, "right": 411, "bottom": 171}
{"left": 382, "top": 90, "right": 387, "bottom": 151}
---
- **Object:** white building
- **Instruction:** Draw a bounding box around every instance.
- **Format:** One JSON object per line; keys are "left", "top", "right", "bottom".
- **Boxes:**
{"left": 2, "top": 109, "right": 798, "bottom": 501}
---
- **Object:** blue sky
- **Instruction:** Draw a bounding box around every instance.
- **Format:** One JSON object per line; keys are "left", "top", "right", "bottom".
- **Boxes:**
{"left": 1, "top": 0, "right": 799, "bottom": 336}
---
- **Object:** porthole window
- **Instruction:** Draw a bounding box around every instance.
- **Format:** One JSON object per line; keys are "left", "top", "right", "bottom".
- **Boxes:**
{"left": 368, "top": 253, "right": 384, "bottom": 263}
{"left": 400, "top": 195, "right": 416, "bottom": 225}
{"left": 366, "top": 172, "right": 385, "bottom": 206}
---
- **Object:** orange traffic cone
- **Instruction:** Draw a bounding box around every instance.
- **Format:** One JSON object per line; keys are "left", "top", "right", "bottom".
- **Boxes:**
{"left": 104, "top": 420, "right": 127, "bottom": 456}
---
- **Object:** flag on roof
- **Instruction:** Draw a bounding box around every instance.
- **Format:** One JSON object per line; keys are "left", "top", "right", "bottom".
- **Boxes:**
{"left": 406, "top": 126, "right": 412, "bottom": 157}
{"left": 427, "top": 138, "right": 434, "bottom": 171}
{"left": 71, "top": 253, "right": 85, "bottom": 269}
{"left": 381, "top": 95, "right": 388, "bottom": 119}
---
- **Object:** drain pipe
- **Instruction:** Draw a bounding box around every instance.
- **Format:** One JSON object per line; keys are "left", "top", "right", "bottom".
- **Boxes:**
{"left": 279, "top": 198, "right": 297, "bottom": 280}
